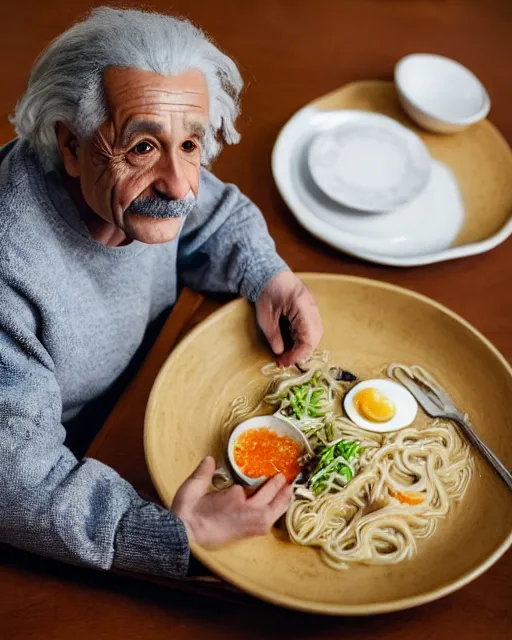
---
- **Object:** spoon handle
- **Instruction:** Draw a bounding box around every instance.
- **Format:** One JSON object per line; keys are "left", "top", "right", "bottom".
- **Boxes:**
{"left": 451, "top": 414, "right": 512, "bottom": 492}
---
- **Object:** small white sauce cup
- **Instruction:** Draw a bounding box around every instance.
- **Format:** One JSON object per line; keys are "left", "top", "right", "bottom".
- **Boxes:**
{"left": 213, "top": 415, "right": 309, "bottom": 490}
{"left": 395, "top": 53, "right": 491, "bottom": 133}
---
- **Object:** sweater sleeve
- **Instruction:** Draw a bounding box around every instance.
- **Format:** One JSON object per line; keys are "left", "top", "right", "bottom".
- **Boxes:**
{"left": 0, "top": 283, "right": 189, "bottom": 577}
{"left": 177, "top": 169, "right": 289, "bottom": 302}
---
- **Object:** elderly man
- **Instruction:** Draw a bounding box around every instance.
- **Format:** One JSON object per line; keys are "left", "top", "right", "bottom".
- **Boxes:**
{"left": 0, "top": 7, "right": 322, "bottom": 577}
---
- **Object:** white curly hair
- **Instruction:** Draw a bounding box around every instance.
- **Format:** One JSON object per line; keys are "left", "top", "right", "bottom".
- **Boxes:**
{"left": 11, "top": 6, "right": 243, "bottom": 169}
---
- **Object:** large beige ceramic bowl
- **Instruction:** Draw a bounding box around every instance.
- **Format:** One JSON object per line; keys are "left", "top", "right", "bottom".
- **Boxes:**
{"left": 145, "top": 274, "right": 512, "bottom": 615}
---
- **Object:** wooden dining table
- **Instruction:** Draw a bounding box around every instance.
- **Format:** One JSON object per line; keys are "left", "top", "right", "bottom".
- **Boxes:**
{"left": 1, "top": 0, "right": 511, "bottom": 637}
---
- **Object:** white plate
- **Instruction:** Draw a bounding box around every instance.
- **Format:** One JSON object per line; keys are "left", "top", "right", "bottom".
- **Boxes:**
{"left": 272, "top": 106, "right": 512, "bottom": 266}
{"left": 308, "top": 115, "right": 431, "bottom": 211}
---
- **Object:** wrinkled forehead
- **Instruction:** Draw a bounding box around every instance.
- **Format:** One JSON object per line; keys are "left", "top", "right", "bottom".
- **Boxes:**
{"left": 102, "top": 66, "right": 210, "bottom": 131}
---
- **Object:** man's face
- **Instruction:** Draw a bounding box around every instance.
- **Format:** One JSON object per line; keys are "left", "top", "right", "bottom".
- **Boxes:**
{"left": 60, "top": 67, "right": 209, "bottom": 244}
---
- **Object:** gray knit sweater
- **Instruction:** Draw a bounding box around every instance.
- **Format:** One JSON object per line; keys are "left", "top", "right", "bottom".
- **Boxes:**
{"left": 0, "top": 139, "right": 287, "bottom": 576}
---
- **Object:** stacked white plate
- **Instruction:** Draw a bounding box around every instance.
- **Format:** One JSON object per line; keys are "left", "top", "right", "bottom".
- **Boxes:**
{"left": 272, "top": 109, "right": 468, "bottom": 266}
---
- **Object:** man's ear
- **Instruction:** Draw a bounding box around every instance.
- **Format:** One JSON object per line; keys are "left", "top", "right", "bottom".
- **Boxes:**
{"left": 55, "top": 122, "right": 81, "bottom": 178}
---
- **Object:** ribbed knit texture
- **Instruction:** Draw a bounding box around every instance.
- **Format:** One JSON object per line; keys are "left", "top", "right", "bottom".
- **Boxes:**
{"left": 0, "top": 139, "right": 288, "bottom": 576}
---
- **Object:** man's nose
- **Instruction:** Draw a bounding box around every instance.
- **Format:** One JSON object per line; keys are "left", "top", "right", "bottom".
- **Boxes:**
{"left": 152, "top": 153, "right": 191, "bottom": 200}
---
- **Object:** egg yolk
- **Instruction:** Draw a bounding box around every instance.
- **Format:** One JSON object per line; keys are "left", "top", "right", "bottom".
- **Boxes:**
{"left": 354, "top": 387, "right": 396, "bottom": 423}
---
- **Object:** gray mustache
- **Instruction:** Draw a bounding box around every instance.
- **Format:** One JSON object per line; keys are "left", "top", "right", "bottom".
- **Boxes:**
{"left": 127, "top": 190, "right": 196, "bottom": 219}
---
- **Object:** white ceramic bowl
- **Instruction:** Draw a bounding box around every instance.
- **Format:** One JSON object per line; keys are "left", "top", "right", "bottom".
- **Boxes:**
{"left": 395, "top": 54, "right": 490, "bottom": 133}
{"left": 214, "top": 415, "right": 309, "bottom": 489}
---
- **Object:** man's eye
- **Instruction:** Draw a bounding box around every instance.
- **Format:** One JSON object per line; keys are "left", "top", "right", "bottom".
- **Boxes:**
{"left": 132, "top": 141, "right": 154, "bottom": 155}
{"left": 182, "top": 140, "right": 196, "bottom": 152}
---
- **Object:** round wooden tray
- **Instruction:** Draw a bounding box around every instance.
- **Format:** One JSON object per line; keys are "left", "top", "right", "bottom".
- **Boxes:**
{"left": 272, "top": 81, "right": 512, "bottom": 265}
{"left": 145, "top": 274, "right": 512, "bottom": 614}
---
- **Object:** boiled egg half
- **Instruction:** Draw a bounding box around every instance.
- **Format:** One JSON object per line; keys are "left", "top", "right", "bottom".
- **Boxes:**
{"left": 343, "top": 379, "right": 418, "bottom": 432}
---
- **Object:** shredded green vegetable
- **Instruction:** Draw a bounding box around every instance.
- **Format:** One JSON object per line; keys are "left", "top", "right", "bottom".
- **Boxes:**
{"left": 283, "top": 373, "right": 329, "bottom": 420}
{"left": 264, "top": 361, "right": 364, "bottom": 495}
{"left": 309, "top": 440, "right": 364, "bottom": 495}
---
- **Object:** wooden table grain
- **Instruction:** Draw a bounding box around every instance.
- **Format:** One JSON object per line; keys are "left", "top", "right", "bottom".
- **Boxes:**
{"left": 1, "top": 1, "right": 511, "bottom": 638}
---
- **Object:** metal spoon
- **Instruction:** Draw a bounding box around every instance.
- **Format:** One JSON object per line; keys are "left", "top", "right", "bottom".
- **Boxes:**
{"left": 389, "top": 364, "right": 512, "bottom": 492}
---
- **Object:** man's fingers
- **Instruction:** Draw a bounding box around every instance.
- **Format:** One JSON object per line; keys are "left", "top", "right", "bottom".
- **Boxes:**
{"left": 278, "top": 312, "right": 319, "bottom": 365}
{"left": 190, "top": 456, "right": 216, "bottom": 479}
{"left": 181, "top": 456, "right": 216, "bottom": 499}
{"left": 278, "top": 300, "right": 323, "bottom": 367}
{"left": 249, "top": 473, "right": 287, "bottom": 506}
{"left": 257, "top": 307, "right": 285, "bottom": 356}
{"left": 268, "top": 482, "right": 294, "bottom": 520}
{"left": 278, "top": 340, "right": 314, "bottom": 368}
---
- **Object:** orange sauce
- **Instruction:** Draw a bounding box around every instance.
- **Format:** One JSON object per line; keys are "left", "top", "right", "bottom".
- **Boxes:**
{"left": 233, "top": 427, "right": 302, "bottom": 484}
{"left": 389, "top": 489, "right": 425, "bottom": 505}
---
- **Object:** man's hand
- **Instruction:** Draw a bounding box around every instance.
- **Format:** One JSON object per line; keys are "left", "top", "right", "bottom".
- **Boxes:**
{"left": 256, "top": 271, "right": 323, "bottom": 367}
{"left": 172, "top": 457, "right": 293, "bottom": 548}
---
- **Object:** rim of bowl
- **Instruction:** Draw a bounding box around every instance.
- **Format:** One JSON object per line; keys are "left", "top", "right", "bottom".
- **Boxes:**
{"left": 394, "top": 53, "right": 491, "bottom": 126}
{"left": 227, "top": 415, "right": 309, "bottom": 486}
